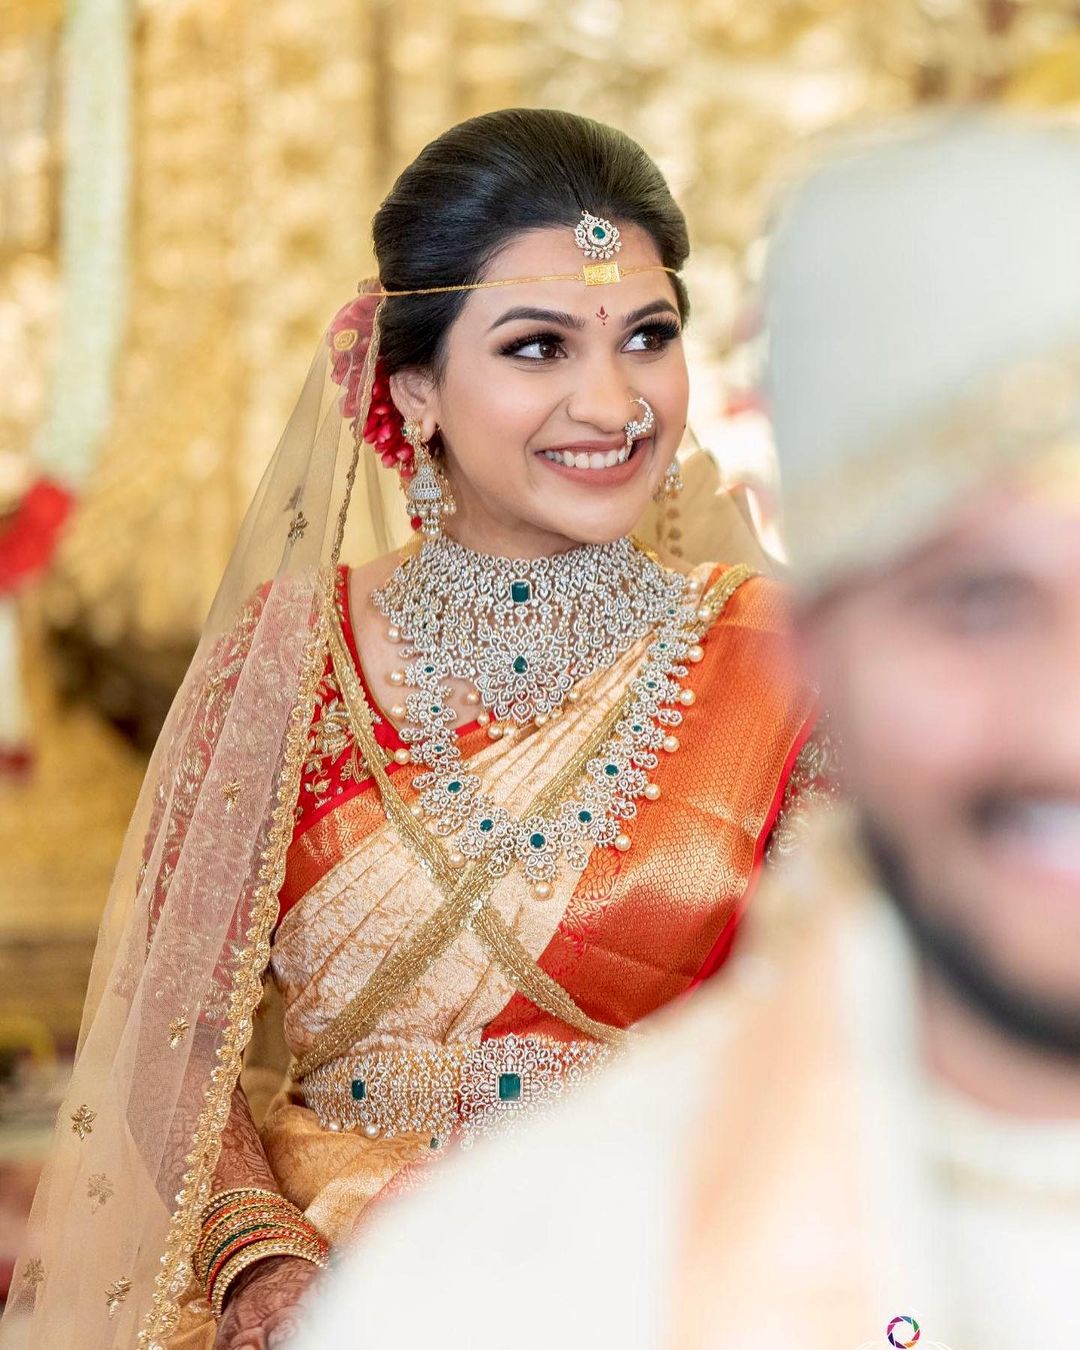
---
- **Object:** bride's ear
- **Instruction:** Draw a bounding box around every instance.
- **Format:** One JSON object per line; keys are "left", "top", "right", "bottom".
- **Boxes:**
{"left": 388, "top": 368, "right": 439, "bottom": 441}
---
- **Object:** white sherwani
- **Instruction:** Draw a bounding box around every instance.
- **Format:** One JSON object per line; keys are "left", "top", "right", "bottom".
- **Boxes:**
{"left": 291, "top": 813, "right": 1080, "bottom": 1350}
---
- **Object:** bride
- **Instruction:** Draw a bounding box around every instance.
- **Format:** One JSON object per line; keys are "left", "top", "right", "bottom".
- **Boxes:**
{"left": 5, "top": 108, "right": 828, "bottom": 1350}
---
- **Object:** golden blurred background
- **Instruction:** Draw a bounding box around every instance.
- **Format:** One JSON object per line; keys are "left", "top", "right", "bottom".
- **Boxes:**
{"left": 1, "top": 0, "right": 1079, "bottom": 1297}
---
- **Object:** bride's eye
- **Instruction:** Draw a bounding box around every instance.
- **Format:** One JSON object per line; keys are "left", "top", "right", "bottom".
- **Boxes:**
{"left": 499, "top": 331, "right": 566, "bottom": 361}
{"left": 623, "top": 319, "right": 682, "bottom": 353}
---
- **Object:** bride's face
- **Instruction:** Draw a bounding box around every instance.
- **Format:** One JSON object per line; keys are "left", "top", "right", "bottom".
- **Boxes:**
{"left": 390, "top": 223, "right": 689, "bottom": 556}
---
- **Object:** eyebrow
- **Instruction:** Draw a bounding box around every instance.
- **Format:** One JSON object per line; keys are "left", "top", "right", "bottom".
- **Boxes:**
{"left": 487, "top": 297, "right": 680, "bottom": 334}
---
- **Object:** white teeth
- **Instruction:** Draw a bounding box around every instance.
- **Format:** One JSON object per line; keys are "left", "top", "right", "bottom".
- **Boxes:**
{"left": 540, "top": 446, "right": 633, "bottom": 470}
{"left": 998, "top": 800, "right": 1080, "bottom": 876}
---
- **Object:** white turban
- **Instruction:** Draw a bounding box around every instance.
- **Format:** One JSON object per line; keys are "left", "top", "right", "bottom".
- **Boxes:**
{"left": 764, "top": 113, "right": 1080, "bottom": 590}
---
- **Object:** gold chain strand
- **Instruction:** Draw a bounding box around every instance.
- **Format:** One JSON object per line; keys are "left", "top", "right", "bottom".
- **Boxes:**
{"left": 371, "top": 263, "right": 679, "bottom": 299}
{"left": 294, "top": 566, "right": 756, "bottom": 1081}
{"left": 313, "top": 607, "right": 646, "bottom": 1063}
{"left": 470, "top": 906, "right": 626, "bottom": 1045}
{"left": 290, "top": 616, "right": 493, "bottom": 1078}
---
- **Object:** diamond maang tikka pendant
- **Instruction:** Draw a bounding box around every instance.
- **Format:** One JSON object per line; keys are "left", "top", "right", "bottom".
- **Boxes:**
{"left": 575, "top": 211, "right": 622, "bottom": 262}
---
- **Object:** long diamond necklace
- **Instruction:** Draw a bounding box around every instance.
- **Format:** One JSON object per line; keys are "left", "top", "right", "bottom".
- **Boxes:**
{"left": 371, "top": 536, "right": 708, "bottom": 895}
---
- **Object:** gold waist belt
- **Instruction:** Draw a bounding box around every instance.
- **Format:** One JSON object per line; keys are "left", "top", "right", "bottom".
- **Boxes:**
{"left": 300, "top": 1033, "right": 613, "bottom": 1149}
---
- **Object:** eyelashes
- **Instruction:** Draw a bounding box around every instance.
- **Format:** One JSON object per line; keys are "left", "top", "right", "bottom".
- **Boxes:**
{"left": 498, "top": 318, "right": 682, "bottom": 360}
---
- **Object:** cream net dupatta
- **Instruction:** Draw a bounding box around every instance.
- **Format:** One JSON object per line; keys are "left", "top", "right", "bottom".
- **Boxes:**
{"left": 2, "top": 290, "right": 392, "bottom": 1349}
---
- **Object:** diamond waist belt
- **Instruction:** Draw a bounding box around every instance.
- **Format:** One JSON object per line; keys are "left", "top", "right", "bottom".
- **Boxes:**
{"left": 300, "top": 1033, "right": 613, "bottom": 1149}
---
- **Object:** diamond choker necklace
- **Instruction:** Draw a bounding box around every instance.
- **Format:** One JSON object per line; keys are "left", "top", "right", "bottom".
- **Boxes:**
{"left": 372, "top": 535, "right": 685, "bottom": 726}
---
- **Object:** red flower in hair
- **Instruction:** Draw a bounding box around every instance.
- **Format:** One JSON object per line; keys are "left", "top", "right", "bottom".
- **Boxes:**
{"left": 326, "top": 288, "right": 417, "bottom": 509}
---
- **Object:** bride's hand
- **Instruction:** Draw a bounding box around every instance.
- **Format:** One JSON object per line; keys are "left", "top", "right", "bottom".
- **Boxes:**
{"left": 213, "top": 1256, "right": 323, "bottom": 1350}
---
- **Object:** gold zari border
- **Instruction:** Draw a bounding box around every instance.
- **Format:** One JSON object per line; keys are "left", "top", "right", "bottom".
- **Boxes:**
{"left": 138, "top": 576, "right": 334, "bottom": 1347}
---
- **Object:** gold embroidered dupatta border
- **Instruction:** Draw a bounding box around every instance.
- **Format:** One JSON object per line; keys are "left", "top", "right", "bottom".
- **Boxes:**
{"left": 138, "top": 574, "right": 335, "bottom": 1347}
{"left": 291, "top": 563, "right": 755, "bottom": 1082}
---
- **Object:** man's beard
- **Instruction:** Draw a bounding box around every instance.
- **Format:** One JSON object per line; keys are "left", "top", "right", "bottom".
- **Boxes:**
{"left": 860, "top": 813, "right": 1080, "bottom": 1059}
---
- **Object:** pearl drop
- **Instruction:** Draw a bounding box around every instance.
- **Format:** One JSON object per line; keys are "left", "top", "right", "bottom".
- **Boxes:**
{"left": 687, "top": 645, "right": 704, "bottom": 663}
{"left": 679, "top": 689, "right": 696, "bottom": 707}
{"left": 465, "top": 691, "right": 481, "bottom": 705}
{"left": 476, "top": 711, "right": 491, "bottom": 726}
{"left": 614, "top": 834, "right": 632, "bottom": 852}
{"left": 390, "top": 704, "right": 406, "bottom": 719}
{"left": 549, "top": 707, "right": 562, "bottom": 719}
{"left": 696, "top": 606, "right": 711, "bottom": 622}
{"left": 535, "top": 713, "right": 548, "bottom": 727}
{"left": 448, "top": 851, "right": 466, "bottom": 868}
{"left": 487, "top": 724, "right": 504, "bottom": 740}
{"left": 361, "top": 1122, "right": 382, "bottom": 1139}
{"left": 567, "top": 690, "right": 580, "bottom": 704}
{"left": 410, "top": 804, "right": 424, "bottom": 818}
{"left": 687, "top": 578, "right": 702, "bottom": 594}
{"left": 644, "top": 783, "right": 661, "bottom": 801}
{"left": 387, "top": 626, "right": 400, "bottom": 642}
{"left": 662, "top": 735, "right": 680, "bottom": 753}
{"left": 393, "top": 748, "right": 411, "bottom": 765}
{"left": 389, "top": 670, "right": 405, "bottom": 686}
{"left": 327, "top": 1120, "right": 342, "bottom": 1132}
{"left": 533, "top": 881, "right": 553, "bottom": 900}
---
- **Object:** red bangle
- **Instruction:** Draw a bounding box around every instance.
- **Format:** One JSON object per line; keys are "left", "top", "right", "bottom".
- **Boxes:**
{"left": 206, "top": 1225, "right": 302, "bottom": 1295}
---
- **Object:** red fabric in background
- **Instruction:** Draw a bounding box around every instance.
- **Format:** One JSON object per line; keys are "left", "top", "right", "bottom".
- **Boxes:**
{"left": 0, "top": 479, "right": 73, "bottom": 596}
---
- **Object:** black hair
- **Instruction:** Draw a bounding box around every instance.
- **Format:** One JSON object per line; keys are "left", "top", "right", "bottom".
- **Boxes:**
{"left": 372, "top": 107, "right": 690, "bottom": 377}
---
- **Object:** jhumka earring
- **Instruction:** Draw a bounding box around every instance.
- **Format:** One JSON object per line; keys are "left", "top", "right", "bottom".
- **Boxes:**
{"left": 403, "top": 420, "right": 455, "bottom": 537}
{"left": 653, "top": 459, "right": 684, "bottom": 502}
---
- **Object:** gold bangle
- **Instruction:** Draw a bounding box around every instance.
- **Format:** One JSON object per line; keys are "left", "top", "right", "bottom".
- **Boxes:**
{"left": 200, "top": 1186, "right": 288, "bottom": 1224}
{"left": 210, "top": 1239, "right": 328, "bottom": 1318}
{"left": 196, "top": 1213, "right": 323, "bottom": 1288}
{"left": 203, "top": 1226, "right": 324, "bottom": 1297}
{"left": 197, "top": 1203, "right": 308, "bottom": 1261}
{"left": 211, "top": 1237, "right": 327, "bottom": 1315}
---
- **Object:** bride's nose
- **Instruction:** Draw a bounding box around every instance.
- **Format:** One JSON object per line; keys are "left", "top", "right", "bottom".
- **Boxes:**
{"left": 565, "top": 355, "right": 639, "bottom": 437}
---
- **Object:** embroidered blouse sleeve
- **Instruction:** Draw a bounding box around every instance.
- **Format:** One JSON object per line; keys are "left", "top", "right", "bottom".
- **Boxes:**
{"left": 764, "top": 713, "right": 843, "bottom": 865}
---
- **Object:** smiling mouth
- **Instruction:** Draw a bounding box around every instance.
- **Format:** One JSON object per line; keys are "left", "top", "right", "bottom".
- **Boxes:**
{"left": 537, "top": 434, "right": 650, "bottom": 472}
{"left": 978, "top": 795, "right": 1080, "bottom": 883}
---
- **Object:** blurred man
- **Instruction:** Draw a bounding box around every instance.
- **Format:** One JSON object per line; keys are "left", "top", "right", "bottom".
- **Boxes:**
{"left": 291, "top": 117, "right": 1080, "bottom": 1350}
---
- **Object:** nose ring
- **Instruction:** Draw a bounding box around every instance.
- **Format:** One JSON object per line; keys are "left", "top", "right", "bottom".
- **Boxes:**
{"left": 623, "top": 397, "right": 655, "bottom": 451}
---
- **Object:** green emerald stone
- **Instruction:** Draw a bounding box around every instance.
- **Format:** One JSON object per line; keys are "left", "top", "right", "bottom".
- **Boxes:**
{"left": 578, "top": 810, "right": 593, "bottom": 824}
{"left": 351, "top": 1078, "right": 366, "bottom": 1101}
{"left": 592, "top": 225, "right": 605, "bottom": 239}
{"left": 529, "top": 832, "right": 546, "bottom": 850}
{"left": 447, "top": 780, "right": 463, "bottom": 793}
{"left": 513, "top": 656, "right": 529, "bottom": 675}
{"left": 604, "top": 763, "right": 619, "bottom": 777}
{"left": 423, "top": 663, "right": 435, "bottom": 673}
{"left": 479, "top": 818, "right": 494, "bottom": 833}
{"left": 510, "top": 580, "right": 531, "bottom": 604}
{"left": 498, "top": 1072, "right": 523, "bottom": 1102}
